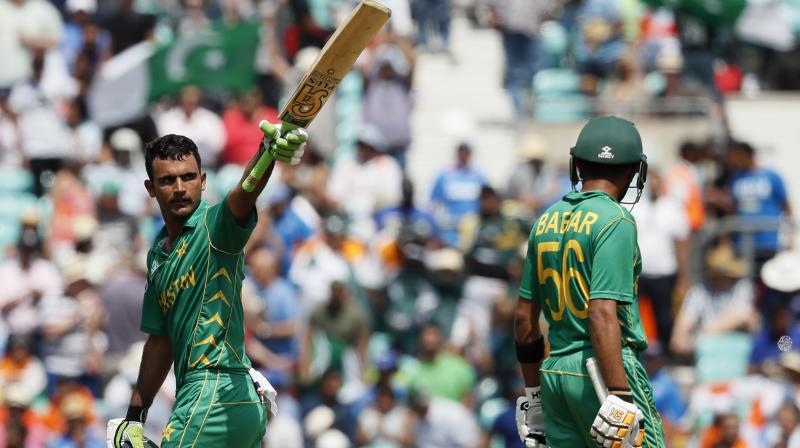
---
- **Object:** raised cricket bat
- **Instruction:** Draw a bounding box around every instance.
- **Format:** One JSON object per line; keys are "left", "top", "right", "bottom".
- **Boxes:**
{"left": 242, "top": 0, "right": 391, "bottom": 191}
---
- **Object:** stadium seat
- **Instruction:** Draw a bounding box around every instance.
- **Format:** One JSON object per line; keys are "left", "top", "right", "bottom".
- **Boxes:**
{"left": 0, "top": 169, "right": 34, "bottom": 193}
{"left": 540, "top": 21, "right": 569, "bottom": 68}
{"left": 694, "top": 332, "right": 753, "bottom": 383}
{"left": 532, "top": 69, "right": 591, "bottom": 122}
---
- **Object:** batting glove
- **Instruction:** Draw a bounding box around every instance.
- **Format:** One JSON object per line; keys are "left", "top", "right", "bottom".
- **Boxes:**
{"left": 590, "top": 394, "right": 645, "bottom": 448}
{"left": 248, "top": 367, "right": 278, "bottom": 418}
{"left": 107, "top": 418, "right": 149, "bottom": 448}
{"left": 516, "top": 387, "right": 547, "bottom": 447}
{"left": 259, "top": 120, "right": 307, "bottom": 165}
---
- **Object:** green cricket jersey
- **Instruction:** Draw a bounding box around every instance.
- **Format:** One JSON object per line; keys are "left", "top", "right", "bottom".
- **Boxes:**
{"left": 141, "top": 200, "right": 256, "bottom": 384}
{"left": 519, "top": 190, "right": 647, "bottom": 356}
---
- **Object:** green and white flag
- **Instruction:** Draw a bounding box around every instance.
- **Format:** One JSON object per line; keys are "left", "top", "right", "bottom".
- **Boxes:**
{"left": 89, "top": 23, "right": 259, "bottom": 128}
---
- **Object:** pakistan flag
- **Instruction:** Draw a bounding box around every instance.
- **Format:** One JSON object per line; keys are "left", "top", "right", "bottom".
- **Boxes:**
{"left": 88, "top": 22, "right": 259, "bottom": 127}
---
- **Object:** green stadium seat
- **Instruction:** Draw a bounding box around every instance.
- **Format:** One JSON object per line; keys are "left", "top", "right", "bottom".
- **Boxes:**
{"left": 0, "top": 169, "right": 34, "bottom": 193}
{"left": 695, "top": 332, "right": 753, "bottom": 383}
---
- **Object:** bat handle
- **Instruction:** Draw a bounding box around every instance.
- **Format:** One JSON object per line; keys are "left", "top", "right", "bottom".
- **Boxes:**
{"left": 241, "top": 122, "right": 299, "bottom": 192}
{"left": 586, "top": 357, "right": 608, "bottom": 402}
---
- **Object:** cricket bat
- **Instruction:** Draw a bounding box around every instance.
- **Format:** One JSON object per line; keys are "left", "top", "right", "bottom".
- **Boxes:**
{"left": 242, "top": 0, "right": 392, "bottom": 191}
{"left": 586, "top": 357, "right": 608, "bottom": 401}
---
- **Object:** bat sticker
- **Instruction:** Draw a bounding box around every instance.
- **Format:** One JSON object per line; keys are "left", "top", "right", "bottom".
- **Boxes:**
{"left": 285, "top": 70, "right": 341, "bottom": 126}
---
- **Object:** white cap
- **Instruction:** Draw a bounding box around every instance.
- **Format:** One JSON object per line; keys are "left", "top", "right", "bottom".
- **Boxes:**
{"left": 109, "top": 128, "right": 142, "bottom": 153}
{"left": 762, "top": 252, "right": 800, "bottom": 292}
{"left": 304, "top": 405, "right": 335, "bottom": 439}
{"left": 315, "top": 429, "right": 351, "bottom": 448}
{"left": 66, "top": 0, "right": 97, "bottom": 13}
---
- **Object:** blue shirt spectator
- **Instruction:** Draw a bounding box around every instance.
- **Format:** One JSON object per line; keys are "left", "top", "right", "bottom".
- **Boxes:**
{"left": 750, "top": 307, "right": 800, "bottom": 369}
{"left": 267, "top": 187, "right": 316, "bottom": 273}
{"left": 430, "top": 143, "right": 487, "bottom": 246}
{"left": 727, "top": 142, "right": 791, "bottom": 253}
{"left": 489, "top": 402, "right": 525, "bottom": 448}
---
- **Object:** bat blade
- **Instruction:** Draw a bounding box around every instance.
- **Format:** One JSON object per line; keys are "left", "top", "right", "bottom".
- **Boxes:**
{"left": 279, "top": 0, "right": 391, "bottom": 128}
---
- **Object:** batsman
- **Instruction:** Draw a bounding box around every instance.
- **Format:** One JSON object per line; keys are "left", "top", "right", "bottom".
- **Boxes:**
{"left": 514, "top": 117, "right": 666, "bottom": 448}
{"left": 106, "top": 120, "right": 307, "bottom": 447}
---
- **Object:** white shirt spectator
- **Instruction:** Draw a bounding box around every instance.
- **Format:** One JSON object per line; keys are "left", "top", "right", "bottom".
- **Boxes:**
{"left": 0, "top": 257, "right": 63, "bottom": 335}
{"left": 8, "top": 80, "right": 71, "bottom": 160}
{"left": 415, "top": 397, "right": 479, "bottom": 448}
{"left": 632, "top": 194, "right": 690, "bottom": 276}
{"left": 38, "top": 293, "right": 90, "bottom": 377}
{"left": 157, "top": 106, "right": 226, "bottom": 167}
{"left": 265, "top": 414, "right": 304, "bottom": 448}
{"left": 678, "top": 280, "right": 754, "bottom": 332}
{"left": 288, "top": 238, "right": 350, "bottom": 315}
{"left": 0, "top": 0, "right": 64, "bottom": 88}
{"left": 328, "top": 154, "right": 402, "bottom": 238}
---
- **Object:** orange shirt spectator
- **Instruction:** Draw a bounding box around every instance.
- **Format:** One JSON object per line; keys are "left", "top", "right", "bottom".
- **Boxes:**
{"left": 222, "top": 91, "right": 278, "bottom": 166}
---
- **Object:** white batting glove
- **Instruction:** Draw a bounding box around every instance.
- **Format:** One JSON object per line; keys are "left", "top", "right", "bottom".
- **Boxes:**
{"left": 516, "top": 387, "right": 547, "bottom": 447}
{"left": 248, "top": 367, "right": 278, "bottom": 417}
{"left": 590, "top": 395, "right": 644, "bottom": 448}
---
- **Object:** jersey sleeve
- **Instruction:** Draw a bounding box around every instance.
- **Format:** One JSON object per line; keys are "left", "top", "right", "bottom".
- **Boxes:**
{"left": 771, "top": 171, "right": 788, "bottom": 204}
{"left": 589, "top": 217, "right": 637, "bottom": 303}
{"left": 140, "top": 267, "right": 167, "bottom": 336}
{"left": 519, "top": 236, "right": 536, "bottom": 301}
{"left": 206, "top": 200, "right": 258, "bottom": 253}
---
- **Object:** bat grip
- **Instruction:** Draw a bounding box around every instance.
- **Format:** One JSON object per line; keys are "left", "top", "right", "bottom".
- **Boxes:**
{"left": 240, "top": 122, "right": 299, "bottom": 192}
{"left": 586, "top": 357, "right": 608, "bottom": 402}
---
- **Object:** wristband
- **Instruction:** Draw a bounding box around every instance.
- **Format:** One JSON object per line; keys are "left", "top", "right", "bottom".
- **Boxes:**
{"left": 608, "top": 386, "right": 634, "bottom": 404}
{"left": 126, "top": 405, "right": 149, "bottom": 423}
{"left": 516, "top": 336, "right": 545, "bottom": 363}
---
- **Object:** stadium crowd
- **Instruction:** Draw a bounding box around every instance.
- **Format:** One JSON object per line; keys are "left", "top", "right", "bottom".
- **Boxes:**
{"left": 0, "top": 0, "right": 799, "bottom": 447}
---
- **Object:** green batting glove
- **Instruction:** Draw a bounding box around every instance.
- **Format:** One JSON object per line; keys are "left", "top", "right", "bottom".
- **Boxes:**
{"left": 259, "top": 120, "right": 307, "bottom": 165}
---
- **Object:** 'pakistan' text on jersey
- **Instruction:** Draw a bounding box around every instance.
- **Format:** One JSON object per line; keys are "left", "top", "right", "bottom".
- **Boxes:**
{"left": 520, "top": 190, "right": 648, "bottom": 356}
{"left": 141, "top": 200, "right": 256, "bottom": 384}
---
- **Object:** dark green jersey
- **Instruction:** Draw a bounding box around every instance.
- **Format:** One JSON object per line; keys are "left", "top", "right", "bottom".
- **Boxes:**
{"left": 141, "top": 200, "right": 257, "bottom": 383}
{"left": 519, "top": 190, "right": 647, "bottom": 356}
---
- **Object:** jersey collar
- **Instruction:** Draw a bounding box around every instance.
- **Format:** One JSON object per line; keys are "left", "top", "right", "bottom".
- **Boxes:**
{"left": 153, "top": 200, "right": 209, "bottom": 253}
{"left": 564, "top": 190, "right": 616, "bottom": 202}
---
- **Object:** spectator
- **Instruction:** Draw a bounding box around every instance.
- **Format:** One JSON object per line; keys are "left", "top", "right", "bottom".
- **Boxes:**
{"left": 301, "top": 369, "right": 359, "bottom": 444}
{"left": 486, "top": 0, "right": 551, "bottom": 118}
{"left": 83, "top": 127, "right": 149, "bottom": 218}
{"left": 38, "top": 260, "right": 104, "bottom": 395}
{"left": 665, "top": 141, "right": 707, "bottom": 232}
{"left": 574, "top": 0, "right": 626, "bottom": 94}
{"left": 262, "top": 184, "right": 316, "bottom": 274}
{"left": 726, "top": 141, "right": 793, "bottom": 271}
{"left": 633, "top": 169, "right": 691, "bottom": 353}
{"left": 506, "top": 132, "right": 565, "bottom": 214}
{"left": 48, "top": 390, "right": 104, "bottom": 448}
{"left": 407, "top": 385, "right": 479, "bottom": 448}
{"left": 0, "top": 0, "right": 64, "bottom": 89}
{"left": 98, "top": 257, "right": 146, "bottom": 375}
{"left": 402, "top": 323, "right": 475, "bottom": 406}
{"left": 0, "top": 382, "right": 48, "bottom": 448}
{"left": 7, "top": 50, "right": 73, "bottom": 196}
{"left": 327, "top": 125, "right": 403, "bottom": 239}
{"left": 429, "top": 142, "right": 487, "bottom": 247}
{"left": 0, "top": 218, "right": 63, "bottom": 337}
{"left": 362, "top": 33, "right": 414, "bottom": 169}
{"left": 485, "top": 380, "right": 525, "bottom": 448}
{"left": 156, "top": 85, "right": 226, "bottom": 168}
{"left": 221, "top": 88, "right": 278, "bottom": 166}
{"left": 699, "top": 412, "right": 748, "bottom": 448}
{"left": 303, "top": 281, "right": 371, "bottom": 378}
{"left": 100, "top": 0, "right": 155, "bottom": 56}
{"left": 671, "top": 244, "right": 757, "bottom": 356}
{"left": 0, "top": 335, "right": 47, "bottom": 400}
{"left": 289, "top": 214, "right": 365, "bottom": 314}
{"left": 65, "top": 98, "right": 102, "bottom": 164}
{"left": 356, "top": 384, "right": 414, "bottom": 447}
{"left": 749, "top": 306, "right": 800, "bottom": 375}
{"left": 412, "top": 0, "right": 451, "bottom": 52}
{"left": 245, "top": 247, "right": 301, "bottom": 380}
{"left": 765, "top": 401, "right": 800, "bottom": 448}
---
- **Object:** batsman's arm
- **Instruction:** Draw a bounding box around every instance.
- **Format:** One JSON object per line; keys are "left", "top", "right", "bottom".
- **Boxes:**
{"left": 230, "top": 121, "right": 306, "bottom": 225}
{"left": 129, "top": 334, "right": 173, "bottom": 412}
{"left": 588, "top": 299, "right": 629, "bottom": 394}
{"left": 515, "top": 298, "right": 543, "bottom": 386}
